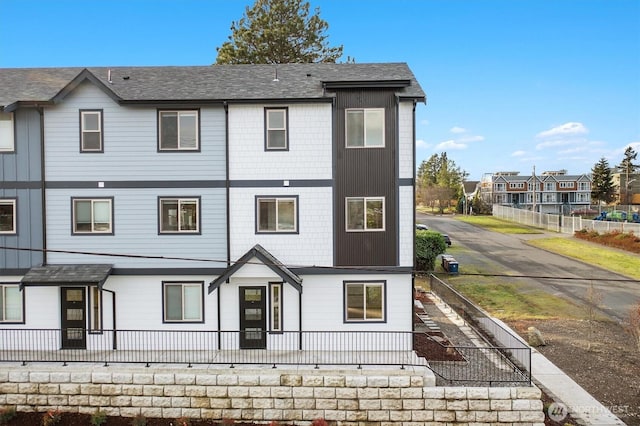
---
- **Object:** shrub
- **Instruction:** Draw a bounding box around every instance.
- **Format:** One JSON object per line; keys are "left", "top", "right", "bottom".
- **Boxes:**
{"left": 91, "top": 410, "right": 107, "bottom": 426}
{"left": 0, "top": 406, "right": 17, "bottom": 425}
{"left": 42, "top": 409, "right": 61, "bottom": 426}
{"left": 175, "top": 417, "right": 192, "bottom": 426}
{"left": 131, "top": 414, "right": 147, "bottom": 426}
{"left": 416, "top": 230, "right": 447, "bottom": 272}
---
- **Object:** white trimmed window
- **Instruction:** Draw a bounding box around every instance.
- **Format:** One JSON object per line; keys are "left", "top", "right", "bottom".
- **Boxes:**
{"left": 80, "top": 110, "right": 103, "bottom": 152}
{"left": 158, "top": 110, "right": 199, "bottom": 151}
{"left": 344, "top": 281, "right": 385, "bottom": 322}
{"left": 257, "top": 197, "right": 297, "bottom": 233}
{"left": 0, "top": 199, "right": 16, "bottom": 234}
{"left": 346, "top": 197, "right": 384, "bottom": 231}
{"left": 494, "top": 183, "right": 505, "bottom": 191}
{"left": 579, "top": 182, "right": 590, "bottom": 191}
{"left": 163, "top": 282, "right": 203, "bottom": 323}
{"left": 270, "top": 283, "right": 282, "bottom": 332}
{"left": 346, "top": 108, "right": 384, "bottom": 148}
{"left": 559, "top": 181, "right": 573, "bottom": 188}
{"left": 72, "top": 198, "right": 113, "bottom": 234}
{"left": 265, "top": 108, "right": 288, "bottom": 150}
{"left": 89, "top": 286, "right": 102, "bottom": 332}
{"left": 509, "top": 182, "right": 525, "bottom": 189}
{"left": 0, "top": 112, "right": 14, "bottom": 152}
{"left": 159, "top": 198, "right": 200, "bottom": 233}
{"left": 0, "top": 284, "right": 23, "bottom": 323}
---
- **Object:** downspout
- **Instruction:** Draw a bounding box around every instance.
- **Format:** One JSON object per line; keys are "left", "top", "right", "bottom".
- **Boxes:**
{"left": 411, "top": 100, "right": 417, "bottom": 332}
{"left": 298, "top": 291, "right": 302, "bottom": 350}
{"left": 219, "top": 101, "right": 230, "bottom": 349}
{"left": 102, "top": 288, "right": 117, "bottom": 349}
{"left": 37, "top": 106, "right": 47, "bottom": 265}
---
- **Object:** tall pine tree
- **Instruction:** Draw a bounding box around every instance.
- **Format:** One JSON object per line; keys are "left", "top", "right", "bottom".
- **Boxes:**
{"left": 215, "top": 0, "right": 343, "bottom": 64}
{"left": 619, "top": 146, "right": 639, "bottom": 205}
{"left": 591, "top": 157, "right": 615, "bottom": 205}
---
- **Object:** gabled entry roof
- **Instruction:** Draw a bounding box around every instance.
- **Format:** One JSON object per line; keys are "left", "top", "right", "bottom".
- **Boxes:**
{"left": 20, "top": 264, "right": 113, "bottom": 290}
{"left": 208, "top": 245, "right": 302, "bottom": 294}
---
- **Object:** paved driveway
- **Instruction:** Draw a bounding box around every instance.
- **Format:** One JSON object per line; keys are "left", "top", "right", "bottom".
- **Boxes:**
{"left": 417, "top": 213, "right": 640, "bottom": 322}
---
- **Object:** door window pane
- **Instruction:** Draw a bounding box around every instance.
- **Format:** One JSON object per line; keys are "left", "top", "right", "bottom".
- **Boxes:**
{"left": 66, "top": 289, "right": 84, "bottom": 302}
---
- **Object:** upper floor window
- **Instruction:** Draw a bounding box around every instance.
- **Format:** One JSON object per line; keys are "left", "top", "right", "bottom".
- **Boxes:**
{"left": 346, "top": 197, "right": 384, "bottom": 231}
{"left": 545, "top": 182, "right": 555, "bottom": 191}
{"left": 158, "top": 110, "right": 199, "bottom": 151}
{"left": 0, "top": 112, "right": 14, "bottom": 152}
{"left": 0, "top": 283, "right": 23, "bottom": 323}
{"left": 257, "top": 196, "right": 297, "bottom": 233}
{"left": 163, "top": 281, "right": 204, "bottom": 323}
{"left": 159, "top": 198, "right": 200, "bottom": 234}
{"left": 346, "top": 108, "right": 384, "bottom": 148}
{"left": 579, "top": 182, "right": 590, "bottom": 191}
{"left": 0, "top": 200, "right": 16, "bottom": 234}
{"left": 344, "top": 281, "right": 385, "bottom": 322}
{"left": 80, "top": 110, "right": 103, "bottom": 152}
{"left": 72, "top": 198, "right": 113, "bottom": 234}
{"left": 494, "top": 183, "right": 505, "bottom": 191}
{"left": 559, "top": 181, "right": 573, "bottom": 188}
{"left": 265, "top": 108, "right": 288, "bottom": 150}
{"left": 509, "top": 182, "right": 525, "bottom": 189}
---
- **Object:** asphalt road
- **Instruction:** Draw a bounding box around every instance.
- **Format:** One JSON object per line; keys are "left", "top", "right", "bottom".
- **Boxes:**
{"left": 417, "top": 213, "right": 640, "bottom": 322}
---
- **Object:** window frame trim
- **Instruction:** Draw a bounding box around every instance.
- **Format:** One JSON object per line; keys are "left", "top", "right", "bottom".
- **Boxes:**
{"left": 71, "top": 197, "right": 115, "bottom": 235}
{"left": 88, "top": 286, "right": 103, "bottom": 334}
{"left": 161, "top": 281, "right": 205, "bottom": 324}
{"left": 345, "top": 108, "right": 385, "bottom": 149}
{"left": 157, "top": 196, "right": 202, "bottom": 235}
{"left": 345, "top": 196, "right": 386, "bottom": 232}
{"left": 0, "top": 282, "right": 25, "bottom": 324}
{"left": 255, "top": 195, "right": 299, "bottom": 234}
{"left": 343, "top": 280, "right": 387, "bottom": 324}
{"left": 79, "top": 109, "right": 104, "bottom": 153}
{"left": 157, "top": 109, "right": 201, "bottom": 152}
{"left": 264, "top": 107, "right": 289, "bottom": 151}
{"left": 269, "top": 281, "right": 284, "bottom": 333}
{"left": 0, "top": 199, "right": 17, "bottom": 235}
{"left": 0, "top": 111, "right": 15, "bottom": 153}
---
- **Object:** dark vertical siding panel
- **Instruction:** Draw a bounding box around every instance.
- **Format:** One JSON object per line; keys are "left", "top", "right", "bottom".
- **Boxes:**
{"left": 0, "top": 108, "right": 44, "bottom": 271}
{"left": 334, "top": 89, "right": 397, "bottom": 266}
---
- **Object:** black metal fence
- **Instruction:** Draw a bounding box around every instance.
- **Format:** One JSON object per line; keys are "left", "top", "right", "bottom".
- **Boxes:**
{"left": 0, "top": 327, "right": 531, "bottom": 385}
{"left": 429, "top": 274, "right": 532, "bottom": 384}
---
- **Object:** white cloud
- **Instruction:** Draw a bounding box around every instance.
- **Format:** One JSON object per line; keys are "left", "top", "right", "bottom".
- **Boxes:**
{"left": 511, "top": 150, "right": 527, "bottom": 157}
{"left": 435, "top": 140, "right": 467, "bottom": 150}
{"left": 536, "top": 137, "right": 586, "bottom": 150}
{"left": 416, "top": 139, "right": 430, "bottom": 149}
{"left": 450, "top": 126, "right": 466, "bottom": 134}
{"left": 536, "top": 122, "right": 588, "bottom": 139}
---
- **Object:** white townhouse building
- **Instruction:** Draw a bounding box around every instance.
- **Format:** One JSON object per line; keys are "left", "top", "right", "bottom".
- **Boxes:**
{"left": 0, "top": 64, "right": 425, "bottom": 352}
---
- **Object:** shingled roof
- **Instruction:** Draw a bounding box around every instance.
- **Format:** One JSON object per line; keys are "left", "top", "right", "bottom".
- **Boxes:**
{"left": 0, "top": 63, "right": 425, "bottom": 109}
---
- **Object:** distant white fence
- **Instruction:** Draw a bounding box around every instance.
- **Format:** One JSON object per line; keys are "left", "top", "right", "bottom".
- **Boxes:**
{"left": 492, "top": 205, "right": 640, "bottom": 235}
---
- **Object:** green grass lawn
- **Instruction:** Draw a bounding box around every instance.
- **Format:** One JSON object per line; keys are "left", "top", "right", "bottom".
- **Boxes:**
{"left": 456, "top": 215, "right": 544, "bottom": 234}
{"left": 527, "top": 237, "right": 640, "bottom": 280}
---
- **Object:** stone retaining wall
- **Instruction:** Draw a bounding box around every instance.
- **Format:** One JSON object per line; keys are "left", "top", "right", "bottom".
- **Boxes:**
{"left": 0, "top": 364, "right": 545, "bottom": 425}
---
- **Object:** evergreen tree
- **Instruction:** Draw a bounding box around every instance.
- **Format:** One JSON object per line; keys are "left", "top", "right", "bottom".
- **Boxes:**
{"left": 215, "top": 0, "right": 343, "bottom": 64}
{"left": 619, "top": 146, "right": 639, "bottom": 205}
{"left": 416, "top": 153, "right": 466, "bottom": 212}
{"left": 591, "top": 157, "right": 615, "bottom": 205}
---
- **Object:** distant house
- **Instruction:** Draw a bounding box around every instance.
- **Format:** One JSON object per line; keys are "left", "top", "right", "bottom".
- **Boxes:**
{"left": 480, "top": 170, "right": 592, "bottom": 215}
{"left": 0, "top": 64, "right": 425, "bottom": 350}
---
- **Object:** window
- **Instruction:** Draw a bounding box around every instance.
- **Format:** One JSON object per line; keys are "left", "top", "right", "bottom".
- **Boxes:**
{"left": 0, "top": 284, "right": 23, "bottom": 323}
{"left": 344, "top": 281, "right": 385, "bottom": 322}
{"left": 265, "top": 108, "right": 288, "bottom": 150}
{"left": 346, "top": 197, "right": 384, "bottom": 231}
{"left": 89, "top": 286, "right": 102, "bottom": 332}
{"left": 158, "top": 110, "right": 199, "bottom": 151}
{"left": 0, "top": 199, "right": 16, "bottom": 234}
{"left": 494, "top": 183, "right": 505, "bottom": 191}
{"left": 579, "top": 182, "right": 590, "bottom": 191}
{"left": 509, "top": 182, "right": 525, "bottom": 189}
{"left": 346, "top": 108, "right": 384, "bottom": 148}
{"left": 72, "top": 198, "right": 113, "bottom": 234}
{"left": 80, "top": 110, "right": 103, "bottom": 152}
{"left": 159, "top": 198, "right": 200, "bottom": 233}
{"left": 545, "top": 182, "right": 555, "bottom": 191}
{"left": 559, "top": 181, "right": 573, "bottom": 188}
{"left": 163, "top": 282, "right": 203, "bottom": 323}
{"left": 270, "top": 282, "right": 282, "bottom": 332}
{"left": 0, "top": 112, "right": 14, "bottom": 152}
{"left": 256, "top": 197, "right": 297, "bottom": 233}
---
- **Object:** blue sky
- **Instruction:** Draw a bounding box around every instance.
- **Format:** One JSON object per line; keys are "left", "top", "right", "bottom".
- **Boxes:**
{"left": 1, "top": 0, "right": 638, "bottom": 181}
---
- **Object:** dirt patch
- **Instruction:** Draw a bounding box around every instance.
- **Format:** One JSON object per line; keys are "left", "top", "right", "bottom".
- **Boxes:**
{"left": 509, "top": 318, "right": 640, "bottom": 426}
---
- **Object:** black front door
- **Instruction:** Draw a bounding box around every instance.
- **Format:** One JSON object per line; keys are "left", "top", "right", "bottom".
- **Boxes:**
{"left": 239, "top": 287, "right": 266, "bottom": 349}
{"left": 61, "top": 287, "right": 86, "bottom": 349}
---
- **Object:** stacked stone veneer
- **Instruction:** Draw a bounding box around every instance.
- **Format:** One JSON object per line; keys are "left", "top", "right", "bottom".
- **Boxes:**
{"left": 0, "top": 365, "right": 545, "bottom": 425}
